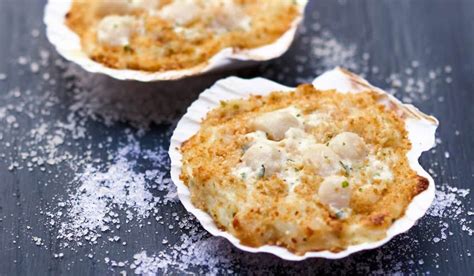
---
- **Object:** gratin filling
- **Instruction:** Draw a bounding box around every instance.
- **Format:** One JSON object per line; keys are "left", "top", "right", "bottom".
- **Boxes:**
{"left": 180, "top": 84, "right": 429, "bottom": 254}
{"left": 65, "top": 0, "right": 300, "bottom": 71}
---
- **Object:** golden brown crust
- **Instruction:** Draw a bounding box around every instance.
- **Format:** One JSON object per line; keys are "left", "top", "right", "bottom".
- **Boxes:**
{"left": 414, "top": 175, "right": 429, "bottom": 195}
{"left": 180, "top": 85, "right": 427, "bottom": 255}
{"left": 65, "top": 0, "right": 300, "bottom": 71}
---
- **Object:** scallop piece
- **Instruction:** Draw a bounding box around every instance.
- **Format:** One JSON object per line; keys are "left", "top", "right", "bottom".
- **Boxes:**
{"left": 284, "top": 127, "right": 307, "bottom": 138}
{"left": 303, "top": 144, "right": 341, "bottom": 177}
{"left": 318, "top": 176, "right": 351, "bottom": 209}
{"left": 253, "top": 108, "right": 302, "bottom": 141}
{"left": 159, "top": 0, "right": 201, "bottom": 26}
{"left": 243, "top": 130, "right": 268, "bottom": 145}
{"left": 160, "top": 0, "right": 251, "bottom": 31}
{"left": 209, "top": 1, "right": 251, "bottom": 32}
{"left": 328, "top": 132, "right": 368, "bottom": 162}
{"left": 283, "top": 127, "right": 312, "bottom": 154}
{"left": 241, "top": 142, "right": 283, "bottom": 177}
{"left": 304, "top": 112, "right": 331, "bottom": 128}
{"left": 97, "top": 15, "right": 143, "bottom": 46}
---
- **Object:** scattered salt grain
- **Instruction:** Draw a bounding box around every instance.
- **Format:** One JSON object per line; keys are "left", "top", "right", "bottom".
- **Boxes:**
{"left": 30, "top": 62, "right": 40, "bottom": 73}
{"left": 32, "top": 236, "right": 44, "bottom": 246}
{"left": 18, "top": 56, "right": 28, "bottom": 65}
{"left": 362, "top": 52, "right": 370, "bottom": 60}
{"left": 31, "top": 29, "right": 40, "bottom": 38}
{"left": 50, "top": 134, "right": 172, "bottom": 246}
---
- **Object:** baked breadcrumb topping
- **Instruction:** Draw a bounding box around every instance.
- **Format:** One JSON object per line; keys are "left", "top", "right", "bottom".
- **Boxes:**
{"left": 66, "top": 0, "right": 300, "bottom": 71}
{"left": 180, "top": 84, "right": 428, "bottom": 254}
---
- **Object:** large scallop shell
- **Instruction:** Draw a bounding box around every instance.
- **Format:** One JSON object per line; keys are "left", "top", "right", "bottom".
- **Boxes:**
{"left": 44, "top": 0, "right": 308, "bottom": 82}
{"left": 168, "top": 68, "right": 439, "bottom": 260}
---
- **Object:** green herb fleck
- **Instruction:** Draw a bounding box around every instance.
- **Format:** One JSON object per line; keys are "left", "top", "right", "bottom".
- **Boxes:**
{"left": 339, "top": 161, "right": 351, "bottom": 176}
{"left": 240, "top": 172, "right": 247, "bottom": 179}
{"left": 257, "top": 164, "right": 266, "bottom": 179}
{"left": 341, "top": 181, "right": 349, "bottom": 188}
{"left": 335, "top": 210, "right": 345, "bottom": 219}
{"left": 123, "top": 45, "right": 133, "bottom": 53}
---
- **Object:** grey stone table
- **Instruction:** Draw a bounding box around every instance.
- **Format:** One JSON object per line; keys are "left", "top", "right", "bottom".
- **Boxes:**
{"left": 0, "top": 0, "right": 472, "bottom": 275}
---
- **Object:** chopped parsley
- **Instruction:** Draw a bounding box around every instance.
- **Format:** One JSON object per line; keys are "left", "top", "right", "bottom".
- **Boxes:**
{"left": 335, "top": 210, "right": 345, "bottom": 219}
{"left": 123, "top": 45, "right": 133, "bottom": 53}
{"left": 339, "top": 161, "right": 351, "bottom": 176}
{"left": 240, "top": 172, "right": 247, "bottom": 179}
{"left": 257, "top": 164, "right": 266, "bottom": 179}
{"left": 241, "top": 144, "right": 250, "bottom": 153}
{"left": 341, "top": 181, "right": 349, "bottom": 188}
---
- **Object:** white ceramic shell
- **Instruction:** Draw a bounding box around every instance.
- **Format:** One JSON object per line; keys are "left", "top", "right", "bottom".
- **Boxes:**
{"left": 169, "top": 68, "right": 439, "bottom": 260}
{"left": 44, "top": 0, "right": 308, "bottom": 82}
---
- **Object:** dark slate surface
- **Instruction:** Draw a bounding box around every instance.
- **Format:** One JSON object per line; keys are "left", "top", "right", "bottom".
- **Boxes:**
{"left": 0, "top": 0, "right": 473, "bottom": 275}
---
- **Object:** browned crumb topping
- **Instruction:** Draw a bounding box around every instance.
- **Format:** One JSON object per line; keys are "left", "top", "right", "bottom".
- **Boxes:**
{"left": 66, "top": 0, "right": 300, "bottom": 71}
{"left": 180, "top": 84, "right": 428, "bottom": 254}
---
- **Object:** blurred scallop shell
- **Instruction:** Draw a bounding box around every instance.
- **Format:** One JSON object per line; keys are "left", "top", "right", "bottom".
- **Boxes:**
{"left": 169, "top": 67, "right": 439, "bottom": 260}
{"left": 44, "top": 0, "right": 308, "bottom": 82}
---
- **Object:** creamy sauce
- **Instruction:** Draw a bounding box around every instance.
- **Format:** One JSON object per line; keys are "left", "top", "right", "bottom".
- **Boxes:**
{"left": 97, "top": 15, "right": 144, "bottom": 46}
{"left": 277, "top": 164, "right": 302, "bottom": 190}
{"left": 233, "top": 106, "right": 395, "bottom": 211}
{"left": 96, "top": 0, "right": 252, "bottom": 47}
{"left": 159, "top": 0, "right": 201, "bottom": 26}
{"left": 159, "top": 0, "right": 251, "bottom": 32}
{"left": 366, "top": 156, "right": 393, "bottom": 181}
